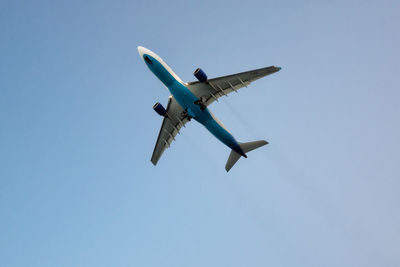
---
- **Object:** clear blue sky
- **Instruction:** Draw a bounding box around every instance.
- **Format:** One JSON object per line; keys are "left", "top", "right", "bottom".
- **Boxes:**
{"left": 1, "top": 0, "right": 399, "bottom": 266}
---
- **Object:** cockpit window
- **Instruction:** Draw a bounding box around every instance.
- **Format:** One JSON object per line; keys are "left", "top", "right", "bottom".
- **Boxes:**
{"left": 144, "top": 56, "right": 152, "bottom": 64}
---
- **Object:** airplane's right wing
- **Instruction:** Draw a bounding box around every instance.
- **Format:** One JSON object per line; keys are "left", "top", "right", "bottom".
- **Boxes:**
{"left": 186, "top": 66, "right": 281, "bottom": 107}
{"left": 151, "top": 96, "right": 190, "bottom": 165}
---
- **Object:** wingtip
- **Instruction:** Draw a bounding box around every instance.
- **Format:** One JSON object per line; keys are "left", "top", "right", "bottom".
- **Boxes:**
{"left": 225, "top": 163, "right": 232, "bottom": 172}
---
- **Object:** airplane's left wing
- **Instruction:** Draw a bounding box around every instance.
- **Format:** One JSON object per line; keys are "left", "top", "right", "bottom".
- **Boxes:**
{"left": 186, "top": 66, "right": 281, "bottom": 107}
{"left": 151, "top": 96, "right": 190, "bottom": 165}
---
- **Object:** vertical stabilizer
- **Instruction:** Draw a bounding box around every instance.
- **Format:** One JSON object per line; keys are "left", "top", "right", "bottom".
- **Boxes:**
{"left": 225, "top": 140, "right": 268, "bottom": 172}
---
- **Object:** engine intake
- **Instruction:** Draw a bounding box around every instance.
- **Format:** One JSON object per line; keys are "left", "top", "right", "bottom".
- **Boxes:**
{"left": 153, "top": 102, "right": 167, "bottom": 117}
{"left": 194, "top": 68, "right": 207, "bottom": 82}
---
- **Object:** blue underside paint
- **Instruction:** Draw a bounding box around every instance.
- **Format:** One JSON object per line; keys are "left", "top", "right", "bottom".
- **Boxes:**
{"left": 143, "top": 54, "right": 246, "bottom": 157}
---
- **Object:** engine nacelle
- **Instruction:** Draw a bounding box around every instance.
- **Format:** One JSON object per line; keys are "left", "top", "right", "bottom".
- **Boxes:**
{"left": 153, "top": 102, "right": 167, "bottom": 117}
{"left": 194, "top": 68, "right": 207, "bottom": 82}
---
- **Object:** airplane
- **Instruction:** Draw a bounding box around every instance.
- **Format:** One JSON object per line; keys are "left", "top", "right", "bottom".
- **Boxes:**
{"left": 138, "top": 46, "right": 281, "bottom": 171}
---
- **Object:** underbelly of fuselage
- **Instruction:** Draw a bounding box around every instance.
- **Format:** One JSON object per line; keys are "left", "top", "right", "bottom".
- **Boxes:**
{"left": 146, "top": 53, "right": 243, "bottom": 155}
{"left": 168, "top": 81, "right": 212, "bottom": 123}
{"left": 167, "top": 82, "right": 243, "bottom": 153}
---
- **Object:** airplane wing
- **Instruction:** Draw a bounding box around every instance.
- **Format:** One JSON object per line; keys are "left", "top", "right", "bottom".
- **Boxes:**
{"left": 186, "top": 66, "right": 281, "bottom": 106}
{"left": 151, "top": 96, "right": 190, "bottom": 165}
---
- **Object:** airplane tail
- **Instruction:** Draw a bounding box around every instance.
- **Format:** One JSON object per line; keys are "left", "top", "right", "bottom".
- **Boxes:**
{"left": 225, "top": 140, "right": 268, "bottom": 172}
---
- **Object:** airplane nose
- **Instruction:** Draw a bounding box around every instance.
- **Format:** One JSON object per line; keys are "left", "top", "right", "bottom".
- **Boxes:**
{"left": 137, "top": 46, "right": 145, "bottom": 56}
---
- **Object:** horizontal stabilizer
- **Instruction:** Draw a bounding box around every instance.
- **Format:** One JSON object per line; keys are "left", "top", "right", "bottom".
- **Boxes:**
{"left": 225, "top": 140, "right": 268, "bottom": 172}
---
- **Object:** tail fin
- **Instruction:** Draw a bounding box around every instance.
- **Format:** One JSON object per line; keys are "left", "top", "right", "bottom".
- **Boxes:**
{"left": 225, "top": 140, "right": 268, "bottom": 172}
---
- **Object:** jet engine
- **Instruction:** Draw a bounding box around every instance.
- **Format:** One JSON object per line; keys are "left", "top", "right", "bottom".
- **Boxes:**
{"left": 193, "top": 68, "right": 207, "bottom": 82}
{"left": 153, "top": 102, "right": 167, "bottom": 117}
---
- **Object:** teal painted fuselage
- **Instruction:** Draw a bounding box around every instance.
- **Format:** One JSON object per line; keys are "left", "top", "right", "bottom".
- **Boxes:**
{"left": 143, "top": 54, "right": 246, "bottom": 157}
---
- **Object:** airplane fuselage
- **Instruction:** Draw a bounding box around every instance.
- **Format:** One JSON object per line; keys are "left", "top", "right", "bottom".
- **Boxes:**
{"left": 138, "top": 47, "right": 246, "bottom": 157}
